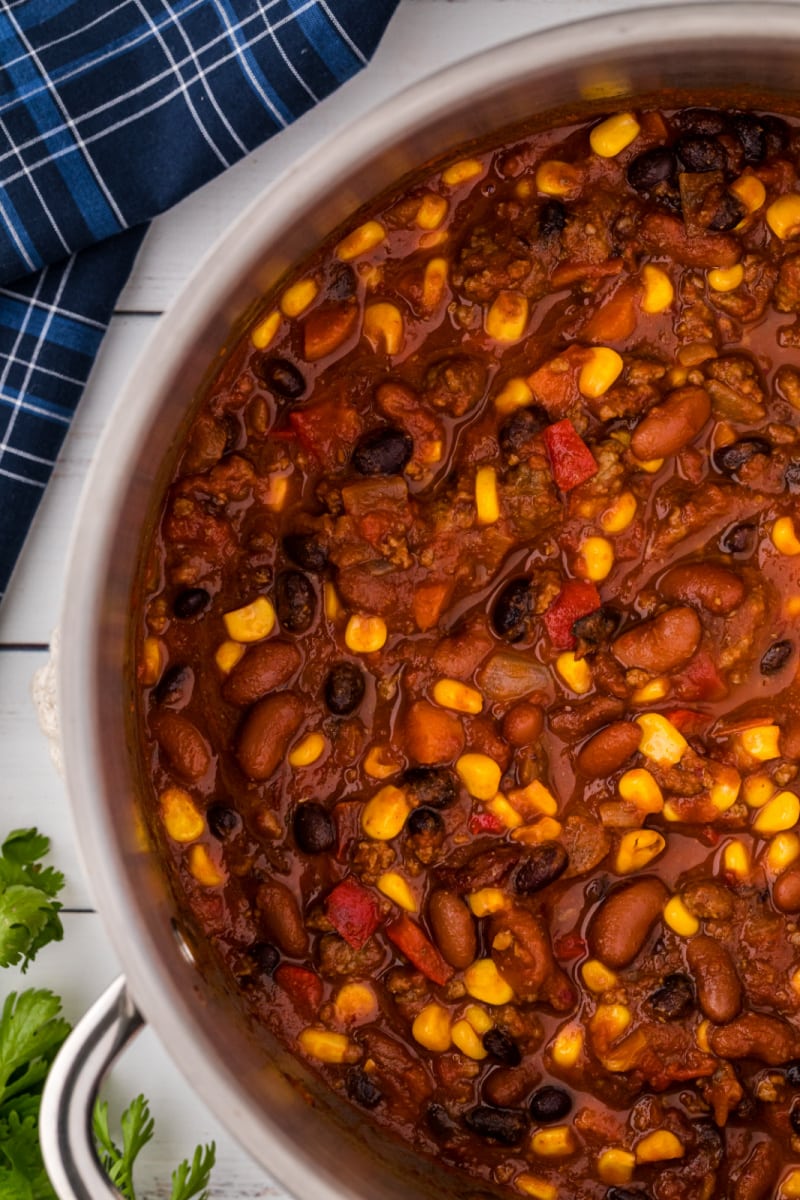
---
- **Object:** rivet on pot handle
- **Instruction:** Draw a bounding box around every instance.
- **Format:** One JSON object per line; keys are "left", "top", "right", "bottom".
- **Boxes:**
{"left": 40, "top": 976, "right": 145, "bottom": 1199}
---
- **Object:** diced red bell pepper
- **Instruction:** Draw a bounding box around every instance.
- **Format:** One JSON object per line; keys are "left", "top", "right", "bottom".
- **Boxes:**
{"left": 543, "top": 579, "right": 602, "bottom": 649}
{"left": 469, "top": 810, "right": 504, "bottom": 836}
{"left": 667, "top": 708, "right": 711, "bottom": 737}
{"left": 386, "top": 914, "right": 454, "bottom": 986}
{"left": 325, "top": 877, "right": 381, "bottom": 949}
{"left": 289, "top": 396, "right": 362, "bottom": 470}
{"left": 553, "top": 931, "right": 587, "bottom": 961}
{"left": 543, "top": 418, "right": 599, "bottom": 491}
{"left": 274, "top": 965, "right": 323, "bottom": 1019}
{"left": 673, "top": 650, "right": 727, "bottom": 703}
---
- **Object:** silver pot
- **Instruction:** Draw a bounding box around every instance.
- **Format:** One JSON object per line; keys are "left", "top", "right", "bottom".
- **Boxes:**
{"left": 42, "top": 5, "right": 800, "bottom": 1197}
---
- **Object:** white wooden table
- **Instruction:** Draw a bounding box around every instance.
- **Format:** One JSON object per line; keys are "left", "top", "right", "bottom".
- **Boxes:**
{"left": 0, "top": 0, "right": 722, "bottom": 1194}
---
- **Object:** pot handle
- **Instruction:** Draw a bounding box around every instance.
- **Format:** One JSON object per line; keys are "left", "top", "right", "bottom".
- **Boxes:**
{"left": 40, "top": 975, "right": 145, "bottom": 1199}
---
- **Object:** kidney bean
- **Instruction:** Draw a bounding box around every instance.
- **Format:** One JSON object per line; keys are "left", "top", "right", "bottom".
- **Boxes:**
{"left": 587, "top": 877, "right": 669, "bottom": 968}
{"left": 303, "top": 301, "right": 358, "bottom": 361}
{"left": 640, "top": 211, "right": 740, "bottom": 268}
{"left": 151, "top": 711, "right": 211, "bottom": 781}
{"left": 761, "top": 640, "right": 793, "bottom": 676}
{"left": 403, "top": 700, "right": 465, "bottom": 764}
{"left": 482, "top": 1067, "right": 530, "bottom": 1108}
{"left": 528, "top": 1085, "right": 572, "bottom": 1124}
{"left": 631, "top": 385, "right": 711, "bottom": 461}
{"left": 732, "top": 1141, "right": 781, "bottom": 1200}
{"left": 658, "top": 563, "right": 744, "bottom": 615}
{"left": 512, "top": 843, "right": 569, "bottom": 895}
{"left": 687, "top": 935, "right": 742, "bottom": 1023}
{"left": 492, "top": 578, "right": 532, "bottom": 641}
{"left": 428, "top": 890, "right": 477, "bottom": 969}
{"left": 324, "top": 662, "right": 365, "bottom": 715}
{"left": 283, "top": 532, "right": 328, "bottom": 572}
{"left": 293, "top": 802, "right": 335, "bottom": 855}
{"left": 237, "top": 693, "right": 304, "bottom": 780}
{"left": 709, "top": 1013, "right": 800, "bottom": 1065}
{"left": 576, "top": 722, "right": 642, "bottom": 778}
{"left": 352, "top": 426, "right": 413, "bottom": 475}
{"left": 257, "top": 880, "right": 309, "bottom": 958}
{"left": 548, "top": 695, "right": 626, "bottom": 740}
{"left": 173, "top": 587, "right": 211, "bottom": 619}
{"left": 463, "top": 1105, "right": 527, "bottom": 1145}
{"left": 489, "top": 906, "right": 554, "bottom": 1003}
{"left": 682, "top": 880, "right": 735, "bottom": 921}
{"left": 222, "top": 641, "right": 301, "bottom": 706}
{"left": 647, "top": 972, "right": 695, "bottom": 1020}
{"left": 612, "top": 606, "right": 701, "bottom": 674}
{"left": 502, "top": 702, "right": 544, "bottom": 747}
{"left": 773, "top": 865, "right": 800, "bottom": 912}
{"left": 483, "top": 1028, "right": 521, "bottom": 1067}
{"left": 275, "top": 569, "right": 316, "bottom": 633}
{"left": 257, "top": 355, "right": 306, "bottom": 399}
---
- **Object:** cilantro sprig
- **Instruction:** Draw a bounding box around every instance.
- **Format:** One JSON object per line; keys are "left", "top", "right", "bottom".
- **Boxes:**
{"left": 94, "top": 1096, "right": 216, "bottom": 1200}
{"left": 0, "top": 830, "right": 64, "bottom": 972}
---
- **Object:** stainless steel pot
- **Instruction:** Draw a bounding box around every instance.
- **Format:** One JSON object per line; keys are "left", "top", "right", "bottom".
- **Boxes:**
{"left": 42, "top": 5, "right": 800, "bottom": 1197}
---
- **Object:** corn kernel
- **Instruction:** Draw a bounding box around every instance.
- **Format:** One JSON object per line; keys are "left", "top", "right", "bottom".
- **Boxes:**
{"left": 288, "top": 732, "right": 325, "bottom": 768}
{"left": 792, "top": 968, "right": 800, "bottom": 996}
{"left": 412, "top": 1002, "right": 451, "bottom": 1052}
{"left": 487, "top": 795, "right": 524, "bottom": 830}
{"left": 334, "top": 982, "right": 377, "bottom": 1024}
{"left": 337, "top": 220, "right": 386, "bottom": 260}
{"left": 641, "top": 264, "right": 674, "bottom": 314}
{"left": 581, "top": 959, "right": 618, "bottom": 993}
{"left": 753, "top": 790, "right": 800, "bottom": 835}
{"left": 280, "top": 278, "right": 318, "bottom": 317}
{"left": 531, "top": 1127, "right": 576, "bottom": 1158}
{"left": 223, "top": 596, "right": 276, "bottom": 643}
{"left": 486, "top": 291, "right": 529, "bottom": 343}
{"left": 577, "top": 535, "right": 614, "bottom": 582}
{"left": 475, "top": 465, "right": 500, "bottom": 525}
{"left": 632, "top": 454, "right": 664, "bottom": 473}
{"left": 663, "top": 895, "right": 700, "bottom": 937}
{"left": 507, "top": 780, "right": 559, "bottom": 818}
{"left": 635, "top": 1131, "right": 684, "bottom": 1163}
{"left": 535, "top": 159, "right": 582, "bottom": 198}
{"left": 161, "top": 788, "right": 204, "bottom": 843}
{"left": 264, "top": 473, "right": 289, "bottom": 512}
{"left": 363, "top": 302, "right": 404, "bottom": 355}
{"left": 780, "top": 1168, "right": 800, "bottom": 1199}
{"left": 495, "top": 376, "right": 534, "bottom": 414}
{"left": 516, "top": 1175, "right": 558, "bottom": 1200}
{"left": 739, "top": 724, "right": 782, "bottom": 761}
{"left": 298, "top": 1028, "right": 355, "bottom": 1064}
{"left": 743, "top": 771, "right": 776, "bottom": 808}
{"left": 451, "top": 1018, "right": 488, "bottom": 1060}
{"left": 723, "top": 839, "right": 750, "bottom": 879}
{"left": 345, "top": 613, "right": 387, "bottom": 653}
{"left": 788, "top": 596, "right": 800, "bottom": 617}
{"left": 590, "top": 112, "right": 641, "bottom": 157}
{"left": 772, "top": 516, "right": 800, "bottom": 555}
{"left": 417, "top": 193, "right": 448, "bottom": 230}
{"left": 468, "top": 888, "right": 508, "bottom": 917}
{"left": 142, "top": 636, "right": 164, "bottom": 685}
{"left": 767, "top": 193, "right": 800, "bottom": 240}
{"left": 464, "top": 958, "right": 514, "bottom": 1005}
{"left": 377, "top": 870, "right": 417, "bottom": 912}
{"left": 598, "top": 1148, "right": 635, "bottom": 1186}
{"left": 615, "top": 829, "right": 666, "bottom": 874}
{"left": 591, "top": 1003, "right": 631, "bottom": 1040}
{"left": 188, "top": 843, "right": 225, "bottom": 887}
{"left": 730, "top": 172, "right": 766, "bottom": 213}
{"left": 636, "top": 713, "right": 688, "bottom": 767}
{"left": 600, "top": 491, "right": 637, "bottom": 533}
{"left": 363, "top": 745, "right": 400, "bottom": 780}
{"left": 631, "top": 676, "right": 668, "bottom": 704}
{"left": 767, "top": 831, "right": 800, "bottom": 871}
{"left": 551, "top": 1023, "right": 584, "bottom": 1068}
{"left": 422, "top": 257, "right": 448, "bottom": 309}
{"left": 465, "top": 1005, "right": 493, "bottom": 1034}
{"left": 251, "top": 309, "right": 280, "bottom": 349}
{"left": 442, "top": 158, "right": 483, "bottom": 187}
{"left": 579, "top": 347, "right": 624, "bottom": 399}
{"left": 556, "top": 652, "right": 593, "bottom": 695}
{"left": 456, "top": 753, "right": 502, "bottom": 800}
{"left": 432, "top": 678, "right": 482, "bottom": 715}
{"left": 324, "top": 582, "right": 343, "bottom": 621}
{"left": 618, "top": 768, "right": 663, "bottom": 814}
{"left": 696, "top": 1019, "right": 711, "bottom": 1052}
{"left": 214, "top": 640, "right": 245, "bottom": 676}
{"left": 708, "top": 763, "right": 741, "bottom": 813}
{"left": 512, "top": 816, "right": 563, "bottom": 846}
{"left": 708, "top": 263, "right": 744, "bottom": 292}
{"left": 361, "top": 785, "right": 410, "bottom": 841}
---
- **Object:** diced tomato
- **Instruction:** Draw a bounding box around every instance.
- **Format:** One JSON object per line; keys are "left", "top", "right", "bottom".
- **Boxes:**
{"left": 386, "top": 914, "right": 454, "bottom": 986}
{"left": 673, "top": 650, "right": 727, "bottom": 703}
{"left": 667, "top": 708, "right": 711, "bottom": 737}
{"left": 325, "top": 877, "right": 381, "bottom": 949}
{"left": 289, "top": 395, "right": 362, "bottom": 470}
{"left": 275, "top": 965, "right": 323, "bottom": 1019}
{"left": 553, "top": 931, "right": 587, "bottom": 961}
{"left": 543, "top": 419, "right": 599, "bottom": 491}
{"left": 469, "top": 810, "right": 504, "bottom": 836}
{"left": 543, "top": 579, "right": 602, "bottom": 649}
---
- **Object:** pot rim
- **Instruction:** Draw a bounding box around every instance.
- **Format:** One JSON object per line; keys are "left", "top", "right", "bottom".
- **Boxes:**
{"left": 58, "top": 4, "right": 800, "bottom": 1196}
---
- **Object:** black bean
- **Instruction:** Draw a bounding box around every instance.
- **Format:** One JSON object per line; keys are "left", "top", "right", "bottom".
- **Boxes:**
{"left": 173, "top": 587, "right": 211, "bottom": 619}
{"left": 152, "top": 664, "right": 193, "bottom": 706}
{"left": 283, "top": 532, "right": 328, "bottom": 573}
{"left": 324, "top": 662, "right": 365, "bottom": 715}
{"left": 345, "top": 1066, "right": 382, "bottom": 1109}
{"left": 762, "top": 114, "right": 790, "bottom": 157}
{"left": 207, "top": 805, "right": 240, "bottom": 840}
{"left": 538, "top": 199, "right": 567, "bottom": 237}
{"left": 730, "top": 112, "right": 767, "bottom": 164}
{"left": 492, "top": 578, "right": 531, "bottom": 641}
{"left": 257, "top": 356, "right": 306, "bottom": 400}
{"left": 426, "top": 1102, "right": 457, "bottom": 1138}
{"left": 528, "top": 1085, "right": 572, "bottom": 1124}
{"left": 606, "top": 1190, "right": 648, "bottom": 1200}
{"left": 499, "top": 406, "right": 547, "bottom": 459}
{"left": 718, "top": 521, "right": 755, "bottom": 555}
{"left": 513, "top": 843, "right": 569, "bottom": 895}
{"left": 249, "top": 942, "right": 280, "bottom": 975}
{"left": 761, "top": 640, "right": 793, "bottom": 676}
{"left": 712, "top": 436, "right": 772, "bottom": 476}
{"left": 676, "top": 108, "right": 730, "bottom": 137}
{"left": 328, "top": 264, "right": 357, "bottom": 301}
{"left": 647, "top": 972, "right": 694, "bottom": 1021}
{"left": 275, "top": 570, "right": 316, "bottom": 633}
{"left": 293, "top": 802, "right": 335, "bottom": 854}
{"left": 708, "top": 193, "right": 746, "bottom": 232}
{"left": 464, "top": 1105, "right": 527, "bottom": 1145}
{"left": 785, "top": 1060, "right": 800, "bottom": 1086}
{"left": 402, "top": 766, "right": 457, "bottom": 809}
{"left": 791, "top": 1102, "right": 800, "bottom": 1136}
{"left": 406, "top": 807, "right": 444, "bottom": 838}
{"left": 352, "top": 426, "right": 413, "bottom": 476}
{"left": 627, "top": 147, "right": 677, "bottom": 192}
{"left": 676, "top": 134, "right": 727, "bottom": 173}
{"left": 785, "top": 461, "right": 800, "bottom": 491}
{"left": 482, "top": 1028, "right": 521, "bottom": 1067}
{"left": 572, "top": 606, "right": 621, "bottom": 656}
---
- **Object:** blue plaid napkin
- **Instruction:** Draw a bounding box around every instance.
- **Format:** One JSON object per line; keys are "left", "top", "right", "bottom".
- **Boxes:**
{"left": 0, "top": 0, "right": 399, "bottom": 602}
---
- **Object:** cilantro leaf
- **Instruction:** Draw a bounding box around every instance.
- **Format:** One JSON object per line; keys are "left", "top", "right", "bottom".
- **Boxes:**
{"left": 0, "top": 831, "right": 64, "bottom": 971}
{"left": 0, "top": 1112, "right": 56, "bottom": 1200}
{"left": 0, "top": 992, "right": 70, "bottom": 1114}
{"left": 93, "top": 1094, "right": 216, "bottom": 1200}
{"left": 170, "top": 1141, "right": 216, "bottom": 1200}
